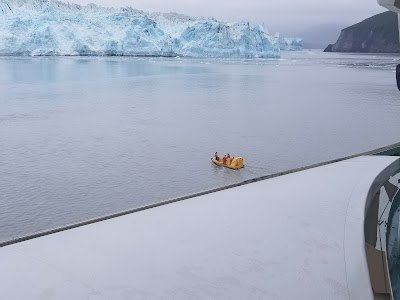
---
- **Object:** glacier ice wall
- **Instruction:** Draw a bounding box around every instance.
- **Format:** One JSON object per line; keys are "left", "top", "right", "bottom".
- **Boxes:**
{"left": 0, "top": 0, "right": 284, "bottom": 58}
{"left": 279, "top": 37, "right": 303, "bottom": 51}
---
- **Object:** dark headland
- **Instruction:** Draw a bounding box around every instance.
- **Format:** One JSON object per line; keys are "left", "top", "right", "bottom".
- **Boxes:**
{"left": 324, "top": 11, "right": 400, "bottom": 53}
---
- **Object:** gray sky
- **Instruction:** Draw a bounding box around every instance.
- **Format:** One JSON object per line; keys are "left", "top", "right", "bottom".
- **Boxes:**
{"left": 70, "top": 0, "right": 386, "bottom": 34}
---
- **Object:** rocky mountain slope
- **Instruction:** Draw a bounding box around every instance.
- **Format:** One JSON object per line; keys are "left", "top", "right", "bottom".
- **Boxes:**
{"left": 324, "top": 11, "right": 399, "bottom": 53}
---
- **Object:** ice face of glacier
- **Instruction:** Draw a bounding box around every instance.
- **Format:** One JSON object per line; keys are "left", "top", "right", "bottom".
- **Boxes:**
{"left": 178, "top": 20, "right": 280, "bottom": 58}
{"left": 279, "top": 37, "right": 303, "bottom": 51}
{"left": 0, "top": 0, "right": 287, "bottom": 57}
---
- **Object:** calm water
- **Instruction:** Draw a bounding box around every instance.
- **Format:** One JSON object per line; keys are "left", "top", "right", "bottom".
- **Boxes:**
{"left": 1, "top": 50, "right": 400, "bottom": 242}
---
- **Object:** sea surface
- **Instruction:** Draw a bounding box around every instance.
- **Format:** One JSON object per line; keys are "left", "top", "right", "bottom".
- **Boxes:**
{"left": 1, "top": 50, "right": 400, "bottom": 242}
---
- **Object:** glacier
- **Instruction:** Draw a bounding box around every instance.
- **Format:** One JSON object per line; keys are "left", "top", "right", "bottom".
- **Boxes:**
{"left": 279, "top": 37, "right": 303, "bottom": 51}
{"left": 0, "top": 0, "right": 302, "bottom": 57}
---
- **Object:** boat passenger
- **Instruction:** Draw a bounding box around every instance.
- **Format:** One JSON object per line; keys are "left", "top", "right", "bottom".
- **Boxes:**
{"left": 227, "top": 153, "right": 230, "bottom": 159}
{"left": 230, "top": 156, "right": 235, "bottom": 165}
{"left": 215, "top": 152, "right": 219, "bottom": 161}
{"left": 222, "top": 155, "right": 227, "bottom": 165}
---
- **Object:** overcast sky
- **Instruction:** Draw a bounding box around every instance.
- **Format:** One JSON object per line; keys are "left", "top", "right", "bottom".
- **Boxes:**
{"left": 70, "top": 0, "right": 386, "bottom": 34}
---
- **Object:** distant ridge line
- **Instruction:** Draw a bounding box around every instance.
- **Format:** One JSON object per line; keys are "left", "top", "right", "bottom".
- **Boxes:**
{"left": 1, "top": 141, "right": 400, "bottom": 248}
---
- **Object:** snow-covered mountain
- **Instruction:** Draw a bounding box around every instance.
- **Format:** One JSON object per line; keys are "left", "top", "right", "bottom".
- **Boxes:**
{"left": 0, "top": 0, "right": 302, "bottom": 57}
